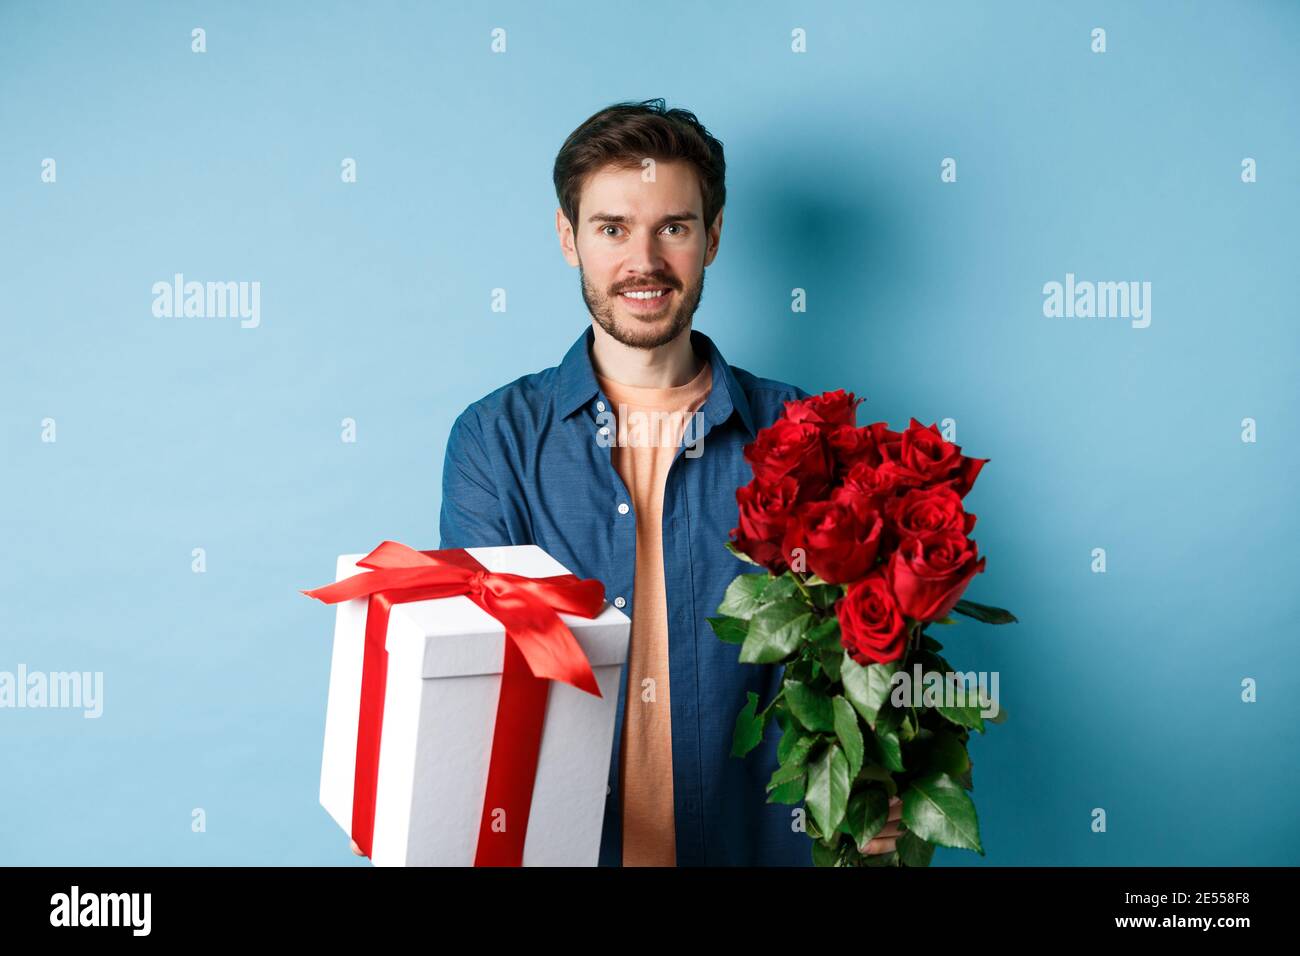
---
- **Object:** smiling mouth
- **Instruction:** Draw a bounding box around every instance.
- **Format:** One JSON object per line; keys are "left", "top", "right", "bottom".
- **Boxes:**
{"left": 619, "top": 287, "right": 672, "bottom": 300}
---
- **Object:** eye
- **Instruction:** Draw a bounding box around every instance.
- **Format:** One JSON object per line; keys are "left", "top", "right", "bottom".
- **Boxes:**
{"left": 601, "top": 225, "right": 621, "bottom": 238}
{"left": 663, "top": 223, "right": 687, "bottom": 236}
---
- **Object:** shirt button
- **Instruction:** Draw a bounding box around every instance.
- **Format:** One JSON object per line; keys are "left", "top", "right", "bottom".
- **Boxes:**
{"left": 614, "top": 596, "right": 626, "bottom": 609}
{"left": 606, "top": 784, "right": 612, "bottom": 795}
{"left": 617, "top": 502, "right": 629, "bottom": 515}
{"left": 598, "top": 426, "right": 610, "bottom": 437}
{"left": 596, "top": 401, "right": 606, "bottom": 412}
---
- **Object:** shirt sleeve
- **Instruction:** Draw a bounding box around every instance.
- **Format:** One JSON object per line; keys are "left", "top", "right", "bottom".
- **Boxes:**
{"left": 438, "top": 406, "right": 512, "bottom": 549}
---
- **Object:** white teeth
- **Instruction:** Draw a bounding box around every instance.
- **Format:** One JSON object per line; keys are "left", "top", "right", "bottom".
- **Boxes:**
{"left": 622, "top": 289, "right": 667, "bottom": 300}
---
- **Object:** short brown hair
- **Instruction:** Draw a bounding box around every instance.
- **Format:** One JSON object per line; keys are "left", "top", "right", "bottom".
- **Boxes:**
{"left": 552, "top": 98, "right": 726, "bottom": 232}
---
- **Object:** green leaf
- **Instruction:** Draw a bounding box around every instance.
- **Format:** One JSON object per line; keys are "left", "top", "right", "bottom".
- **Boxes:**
{"left": 897, "top": 830, "right": 935, "bottom": 867}
{"left": 921, "top": 632, "right": 945, "bottom": 652}
{"left": 931, "top": 616, "right": 957, "bottom": 626}
{"left": 952, "top": 599, "right": 1018, "bottom": 625}
{"left": 730, "top": 691, "right": 765, "bottom": 758}
{"left": 766, "top": 760, "right": 806, "bottom": 793}
{"left": 832, "top": 697, "right": 864, "bottom": 779}
{"left": 808, "top": 618, "right": 843, "bottom": 682}
{"left": 987, "top": 701, "right": 1009, "bottom": 724}
{"left": 819, "top": 646, "right": 843, "bottom": 684}
{"left": 855, "top": 764, "right": 897, "bottom": 797}
{"left": 845, "top": 788, "right": 890, "bottom": 848}
{"left": 840, "top": 656, "right": 898, "bottom": 727}
{"left": 918, "top": 727, "right": 971, "bottom": 778}
{"left": 787, "top": 656, "right": 817, "bottom": 683}
{"left": 936, "top": 702, "right": 986, "bottom": 734}
{"left": 807, "top": 616, "right": 841, "bottom": 650}
{"left": 706, "top": 615, "right": 748, "bottom": 645}
{"left": 873, "top": 707, "right": 905, "bottom": 772}
{"left": 761, "top": 573, "right": 799, "bottom": 604}
{"left": 808, "top": 584, "right": 844, "bottom": 612}
{"left": 725, "top": 540, "right": 762, "bottom": 565}
{"left": 805, "top": 743, "right": 851, "bottom": 837}
{"left": 901, "top": 772, "right": 984, "bottom": 855}
{"left": 717, "top": 573, "right": 771, "bottom": 619}
{"left": 739, "top": 599, "right": 811, "bottom": 663}
{"left": 777, "top": 729, "right": 816, "bottom": 767}
{"left": 899, "top": 709, "right": 917, "bottom": 741}
{"left": 863, "top": 849, "right": 898, "bottom": 867}
{"left": 767, "top": 775, "right": 806, "bottom": 805}
{"left": 810, "top": 838, "right": 840, "bottom": 867}
{"left": 915, "top": 647, "right": 952, "bottom": 675}
{"left": 784, "top": 679, "right": 835, "bottom": 732}
{"left": 772, "top": 699, "right": 793, "bottom": 736}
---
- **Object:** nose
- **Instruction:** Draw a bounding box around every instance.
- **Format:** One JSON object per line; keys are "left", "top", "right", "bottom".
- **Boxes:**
{"left": 622, "top": 230, "right": 670, "bottom": 282}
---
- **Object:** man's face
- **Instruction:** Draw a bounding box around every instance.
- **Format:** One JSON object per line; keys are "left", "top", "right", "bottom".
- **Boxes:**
{"left": 558, "top": 160, "right": 722, "bottom": 349}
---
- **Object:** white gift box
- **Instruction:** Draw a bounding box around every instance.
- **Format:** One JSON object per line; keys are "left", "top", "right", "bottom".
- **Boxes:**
{"left": 318, "top": 544, "right": 630, "bottom": 866}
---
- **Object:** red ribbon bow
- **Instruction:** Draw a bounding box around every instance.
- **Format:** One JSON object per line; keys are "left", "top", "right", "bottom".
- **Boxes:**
{"left": 302, "top": 541, "right": 606, "bottom": 865}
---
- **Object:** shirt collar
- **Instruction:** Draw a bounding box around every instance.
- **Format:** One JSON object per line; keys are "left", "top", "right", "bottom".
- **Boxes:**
{"left": 556, "top": 325, "right": 758, "bottom": 439}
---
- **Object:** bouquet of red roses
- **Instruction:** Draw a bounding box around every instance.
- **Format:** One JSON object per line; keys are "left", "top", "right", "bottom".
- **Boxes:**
{"left": 712, "top": 389, "right": 1017, "bottom": 867}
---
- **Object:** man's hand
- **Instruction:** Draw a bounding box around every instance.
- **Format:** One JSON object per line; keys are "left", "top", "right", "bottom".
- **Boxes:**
{"left": 858, "top": 795, "right": 905, "bottom": 856}
{"left": 350, "top": 839, "right": 365, "bottom": 856}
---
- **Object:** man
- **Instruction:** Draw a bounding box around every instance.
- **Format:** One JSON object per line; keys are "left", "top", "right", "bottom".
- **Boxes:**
{"left": 422, "top": 99, "right": 903, "bottom": 865}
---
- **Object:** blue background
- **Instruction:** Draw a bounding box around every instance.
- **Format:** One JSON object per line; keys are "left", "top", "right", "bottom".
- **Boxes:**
{"left": 2, "top": 0, "right": 1296, "bottom": 865}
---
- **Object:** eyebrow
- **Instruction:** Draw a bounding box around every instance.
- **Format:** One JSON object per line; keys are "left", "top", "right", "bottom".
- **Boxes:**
{"left": 586, "top": 210, "right": 701, "bottom": 225}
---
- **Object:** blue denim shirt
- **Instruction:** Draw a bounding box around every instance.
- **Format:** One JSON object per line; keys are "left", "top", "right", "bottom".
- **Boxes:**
{"left": 438, "top": 325, "right": 813, "bottom": 866}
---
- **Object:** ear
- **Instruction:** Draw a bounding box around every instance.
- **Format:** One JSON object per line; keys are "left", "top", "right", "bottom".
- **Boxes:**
{"left": 557, "top": 207, "right": 580, "bottom": 266}
{"left": 703, "top": 206, "right": 724, "bottom": 267}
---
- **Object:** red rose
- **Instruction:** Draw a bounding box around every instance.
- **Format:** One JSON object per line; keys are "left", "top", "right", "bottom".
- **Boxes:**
{"left": 885, "top": 486, "right": 976, "bottom": 540}
{"left": 932, "top": 457, "right": 987, "bottom": 499}
{"left": 888, "top": 529, "right": 986, "bottom": 622}
{"left": 866, "top": 421, "right": 904, "bottom": 457}
{"left": 827, "top": 424, "right": 881, "bottom": 473}
{"left": 730, "top": 476, "right": 800, "bottom": 573}
{"left": 743, "top": 419, "right": 832, "bottom": 500}
{"left": 837, "top": 571, "right": 907, "bottom": 666}
{"left": 832, "top": 460, "right": 902, "bottom": 508}
{"left": 884, "top": 419, "right": 988, "bottom": 498}
{"left": 783, "top": 389, "right": 863, "bottom": 429}
{"left": 780, "top": 498, "right": 883, "bottom": 584}
{"left": 863, "top": 423, "right": 929, "bottom": 489}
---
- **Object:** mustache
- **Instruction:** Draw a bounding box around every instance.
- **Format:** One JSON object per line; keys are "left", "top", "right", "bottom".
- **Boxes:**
{"left": 613, "top": 279, "right": 678, "bottom": 293}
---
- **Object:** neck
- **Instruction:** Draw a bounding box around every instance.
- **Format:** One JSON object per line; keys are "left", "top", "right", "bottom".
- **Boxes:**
{"left": 589, "top": 320, "right": 703, "bottom": 388}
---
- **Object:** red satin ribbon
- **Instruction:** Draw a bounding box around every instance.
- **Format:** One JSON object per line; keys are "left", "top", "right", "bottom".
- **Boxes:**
{"left": 302, "top": 541, "right": 606, "bottom": 865}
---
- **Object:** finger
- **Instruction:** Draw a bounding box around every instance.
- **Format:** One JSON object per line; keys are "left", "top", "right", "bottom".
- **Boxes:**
{"left": 865, "top": 837, "right": 898, "bottom": 855}
{"left": 857, "top": 808, "right": 905, "bottom": 853}
{"left": 887, "top": 802, "right": 902, "bottom": 821}
{"left": 859, "top": 824, "right": 901, "bottom": 851}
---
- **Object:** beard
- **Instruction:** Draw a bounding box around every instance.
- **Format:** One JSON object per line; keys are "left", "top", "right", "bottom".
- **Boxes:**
{"left": 579, "top": 261, "right": 705, "bottom": 350}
